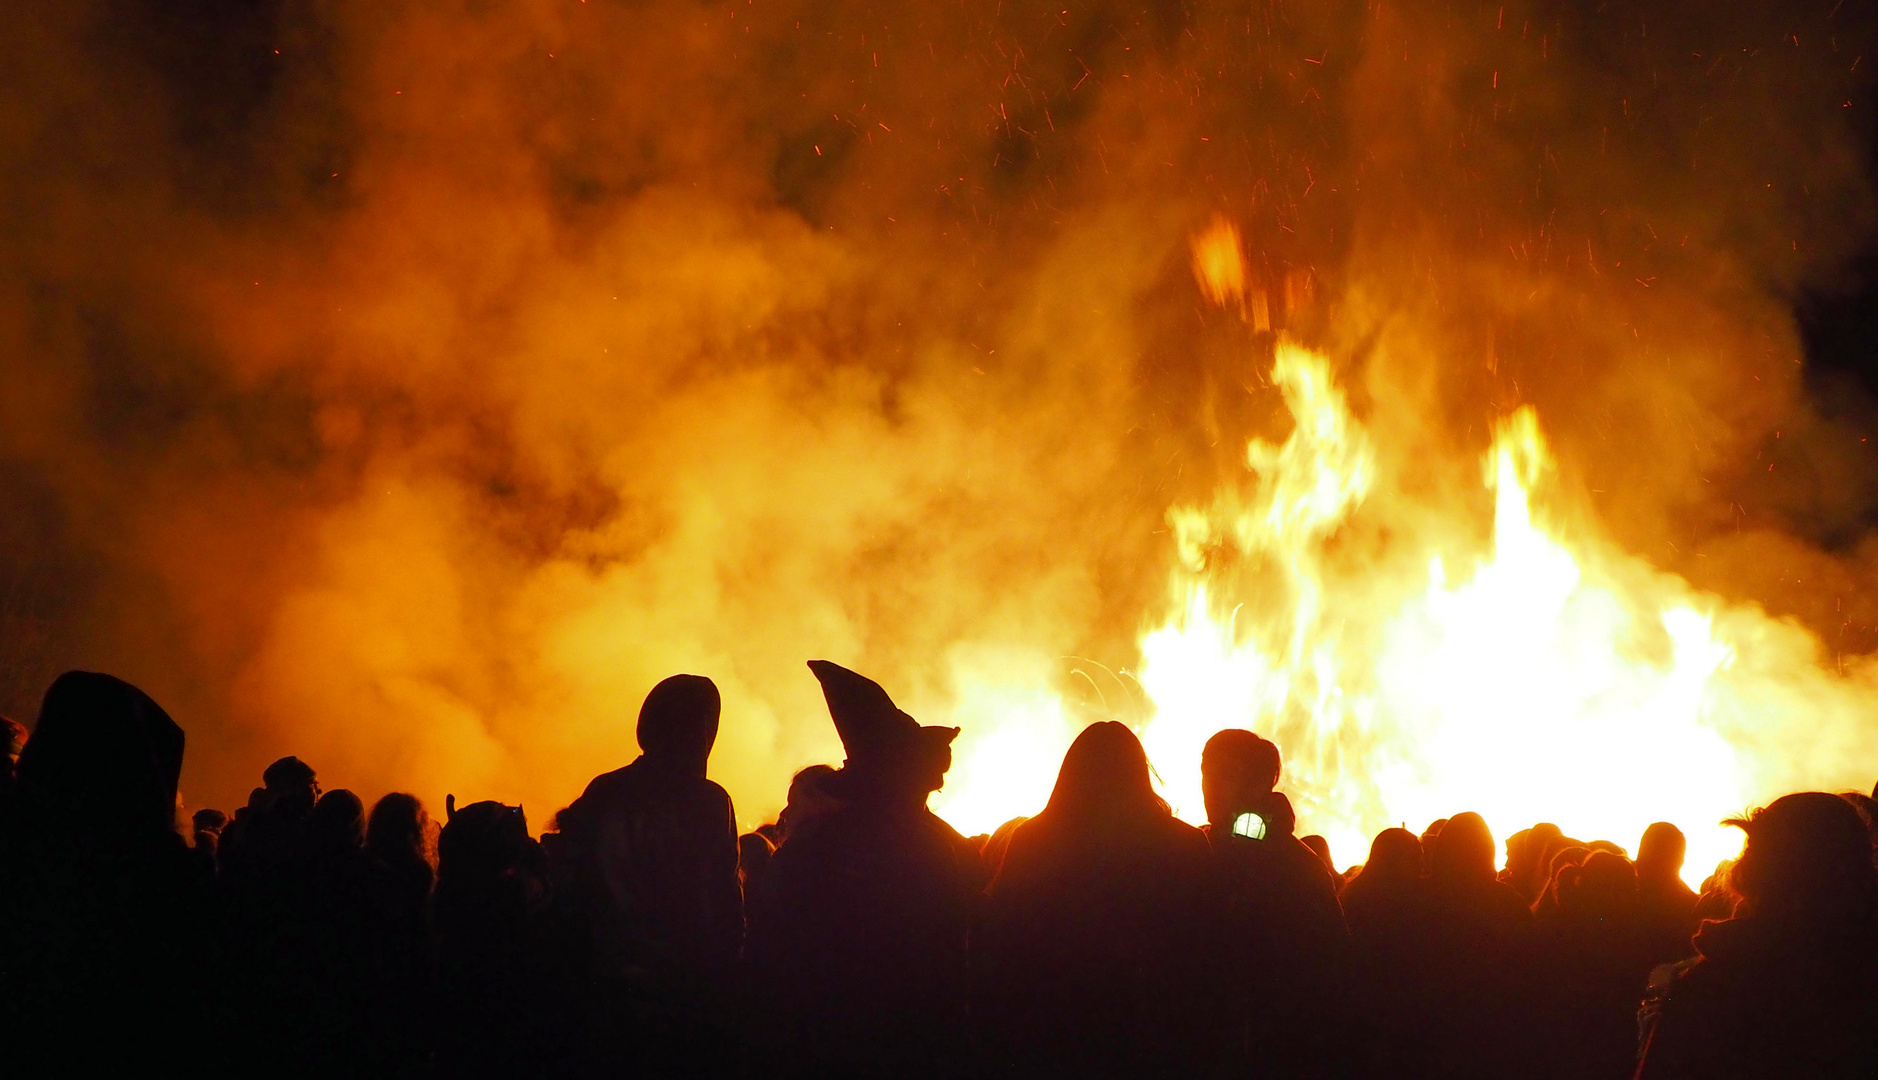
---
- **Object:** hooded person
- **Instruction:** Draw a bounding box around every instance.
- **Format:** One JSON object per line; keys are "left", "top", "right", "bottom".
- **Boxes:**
{"left": 1, "top": 671, "right": 209, "bottom": 1074}
{"left": 976, "top": 721, "right": 1214, "bottom": 1080}
{"left": 1637, "top": 793, "right": 1878, "bottom": 1080}
{"left": 745, "top": 661, "right": 979, "bottom": 1080}
{"left": 555, "top": 673, "right": 742, "bottom": 1078}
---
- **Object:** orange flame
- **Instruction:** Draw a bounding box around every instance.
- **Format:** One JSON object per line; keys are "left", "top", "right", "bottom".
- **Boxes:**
{"left": 935, "top": 217, "right": 1878, "bottom": 886}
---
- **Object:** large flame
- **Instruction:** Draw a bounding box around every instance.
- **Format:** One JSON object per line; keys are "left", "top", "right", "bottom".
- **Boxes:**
{"left": 937, "top": 216, "right": 1876, "bottom": 887}
{"left": 1136, "top": 341, "right": 1746, "bottom": 883}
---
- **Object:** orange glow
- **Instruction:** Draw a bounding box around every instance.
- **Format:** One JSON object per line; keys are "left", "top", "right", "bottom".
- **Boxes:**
{"left": 932, "top": 215, "right": 1878, "bottom": 885}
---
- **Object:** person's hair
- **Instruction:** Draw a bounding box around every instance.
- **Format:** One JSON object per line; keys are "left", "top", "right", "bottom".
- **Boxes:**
{"left": 1637, "top": 821, "right": 1687, "bottom": 877}
{"left": 1043, "top": 721, "right": 1168, "bottom": 824}
{"left": 1427, "top": 811, "right": 1496, "bottom": 885}
{"left": 1567, "top": 850, "right": 1637, "bottom": 917}
{"left": 1201, "top": 728, "right": 1281, "bottom": 792}
{"left": 262, "top": 755, "right": 316, "bottom": 791}
{"left": 1725, "top": 792, "right": 1878, "bottom": 923}
{"left": 1361, "top": 827, "right": 1422, "bottom": 880}
{"left": 311, "top": 789, "right": 366, "bottom": 850}
{"left": 368, "top": 792, "right": 435, "bottom": 867}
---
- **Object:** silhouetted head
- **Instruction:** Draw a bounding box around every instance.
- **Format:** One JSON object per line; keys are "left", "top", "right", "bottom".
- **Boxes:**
{"left": 1637, "top": 821, "right": 1687, "bottom": 882}
{"left": 1726, "top": 792, "right": 1878, "bottom": 924}
{"left": 778, "top": 763, "right": 841, "bottom": 841}
{"left": 311, "top": 789, "right": 366, "bottom": 852}
{"left": 1200, "top": 728, "right": 1282, "bottom": 827}
{"left": 1301, "top": 834, "right": 1334, "bottom": 872}
{"left": 15, "top": 671, "right": 184, "bottom": 844}
{"left": 809, "top": 661, "right": 957, "bottom": 800}
{"left": 262, "top": 756, "right": 320, "bottom": 819}
{"left": 1428, "top": 811, "right": 1496, "bottom": 886}
{"left": 1043, "top": 721, "right": 1166, "bottom": 826}
{"left": 437, "top": 798, "right": 532, "bottom": 887}
{"left": 368, "top": 792, "right": 434, "bottom": 867}
{"left": 192, "top": 807, "right": 226, "bottom": 834}
{"left": 1504, "top": 828, "right": 1538, "bottom": 875}
{"left": 1841, "top": 792, "right": 1878, "bottom": 838}
{"left": 637, "top": 674, "right": 721, "bottom": 776}
{"left": 1362, "top": 827, "right": 1422, "bottom": 881}
{"left": 1571, "top": 851, "right": 1638, "bottom": 919}
{"left": 1421, "top": 817, "right": 1448, "bottom": 848}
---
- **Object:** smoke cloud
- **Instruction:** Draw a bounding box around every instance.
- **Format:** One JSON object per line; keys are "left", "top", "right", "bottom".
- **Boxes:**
{"left": 2, "top": 0, "right": 1874, "bottom": 827}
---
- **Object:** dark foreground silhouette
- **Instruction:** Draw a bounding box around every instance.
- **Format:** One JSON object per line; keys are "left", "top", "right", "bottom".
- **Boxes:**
{"left": 2, "top": 665, "right": 1876, "bottom": 1079}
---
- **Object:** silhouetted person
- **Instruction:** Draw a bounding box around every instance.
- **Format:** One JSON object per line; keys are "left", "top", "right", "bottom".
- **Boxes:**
{"left": 1638, "top": 793, "right": 1878, "bottom": 1078}
{"left": 265, "top": 754, "right": 321, "bottom": 819}
{"left": 1341, "top": 827, "right": 1422, "bottom": 947}
{"left": 218, "top": 754, "right": 342, "bottom": 1078}
{"left": 434, "top": 798, "right": 556, "bottom": 1079}
{"left": 773, "top": 762, "right": 841, "bottom": 846}
{"left": 363, "top": 792, "right": 436, "bottom": 1077}
{"left": 368, "top": 792, "right": 436, "bottom": 922}
{"left": 1, "top": 671, "right": 209, "bottom": 1073}
{"left": 1397, "top": 811, "right": 1534, "bottom": 1079}
{"left": 747, "top": 661, "right": 978, "bottom": 1080}
{"left": 976, "top": 721, "right": 1213, "bottom": 1079}
{"left": 1636, "top": 821, "right": 1700, "bottom": 965}
{"left": 1196, "top": 728, "right": 1350, "bottom": 1079}
{"left": 1341, "top": 827, "right": 1424, "bottom": 1074}
{"left": 557, "top": 673, "right": 741, "bottom": 1077}
{"left": 1532, "top": 843, "right": 1591, "bottom": 917}
{"left": 313, "top": 787, "right": 367, "bottom": 850}
{"left": 1531, "top": 851, "right": 1648, "bottom": 1080}
{"left": 1501, "top": 822, "right": 1563, "bottom": 903}
{"left": 1421, "top": 816, "right": 1448, "bottom": 848}
{"left": 298, "top": 788, "right": 382, "bottom": 1075}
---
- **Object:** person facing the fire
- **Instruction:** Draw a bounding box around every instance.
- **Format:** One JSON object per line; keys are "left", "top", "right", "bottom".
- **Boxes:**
{"left": 556, "top": 672, "right": 742, "bottom": 1077}
{"left": 1635, "top": 820, "right": 1701, "bottom": 966}
{"left": 1, "top": 671, "right": 208, "bottom": 1074}
{"left": 745, "top": 660, "right": 978, "bottom": 1080}
{"left": 977, "top": 721, "right": 1214, "bottom": 1080}
{"left": 1198, "top": 728, "right": 1353, "bottom": 1079}
{"left": 1636, "top": 792, "right": 1878, "bottom": 1080}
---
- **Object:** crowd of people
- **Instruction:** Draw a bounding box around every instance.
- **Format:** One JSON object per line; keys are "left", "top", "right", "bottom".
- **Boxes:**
{"left": 3, "top": 663, "right": 1877, "bottom": 1079}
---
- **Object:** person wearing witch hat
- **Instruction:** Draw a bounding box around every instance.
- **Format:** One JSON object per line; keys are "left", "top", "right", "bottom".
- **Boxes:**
{"left": 745, "top": 661, "right": 981, "bottom": 1080}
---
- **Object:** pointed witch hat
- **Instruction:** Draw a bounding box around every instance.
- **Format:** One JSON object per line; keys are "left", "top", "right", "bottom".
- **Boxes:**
{"left": 807, "top": 660, "right": 958, "bottom": 765}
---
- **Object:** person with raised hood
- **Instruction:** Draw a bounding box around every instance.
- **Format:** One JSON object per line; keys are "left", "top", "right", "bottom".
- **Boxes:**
{"left": 745, "top": 660, "right": 979, "bottom": 1080}
{"left": 557, "top": 673, "right": 742, "bottom": 1077}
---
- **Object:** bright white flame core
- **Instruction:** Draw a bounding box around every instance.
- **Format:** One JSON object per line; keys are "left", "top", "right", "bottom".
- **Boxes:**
{"left": 1137, "top": 349, "right": 1751, "bottom": 883}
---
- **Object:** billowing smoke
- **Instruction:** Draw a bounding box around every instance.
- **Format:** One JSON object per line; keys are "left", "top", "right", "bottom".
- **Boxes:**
{"left": 1, "top": 0, "right": 1873, "bottom": 829}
